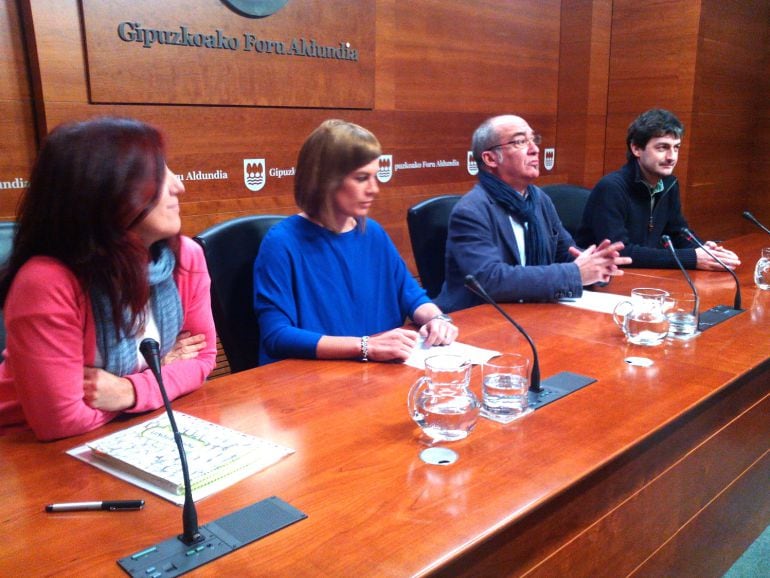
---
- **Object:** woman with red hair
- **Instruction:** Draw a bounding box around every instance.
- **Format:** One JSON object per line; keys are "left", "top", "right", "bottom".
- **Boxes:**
{"left": 0, "top": 117, "right": 216, "bottom": 440}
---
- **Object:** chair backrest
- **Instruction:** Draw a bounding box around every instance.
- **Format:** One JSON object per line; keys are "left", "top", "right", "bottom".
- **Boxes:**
{"left": 0, "top": 221, "right": 16, "bottom": 265}
{"left": 407, "top": 195, "right": 462, "bottom": 299}
{"left": 540, "top": 184, "right": 591, "bottom": 238}
{"left": 0, "top": 222, "right": 17, "bottom": 362}
{"left": 194, "top": 215, "right": 286, "bottom": 374}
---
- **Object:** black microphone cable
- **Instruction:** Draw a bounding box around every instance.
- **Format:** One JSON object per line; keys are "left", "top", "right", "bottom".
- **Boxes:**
{"left": 464, "top": 275, "right": 541, "bottom": 392}
{"left": 140, "top": 338, "right": 202, "bottom": 545}
{"left": 743, "top": 211, "right": 770, "bottom": 236}
{"left": 662, "top": 234, "right": 699, "bottom": 317}
{"left": 681, "top": 227, "right": 742, "bottom": 310}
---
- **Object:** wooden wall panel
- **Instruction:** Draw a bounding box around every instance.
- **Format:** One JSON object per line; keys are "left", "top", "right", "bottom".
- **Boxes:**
{"left": 555, "top": 0, "right": 612, "bottom": 188}
{"left": 606, "top": 0, "right": 701, "bottom": 119}
{"left": 747, "top": 54, "right": 770, "bottom": 232}
{"left": 687, "top": 0, "right": 770, "bottom": 240}
{"left": 685, "top": 113, "right": 757, "bottom": 239}
{"left": 4, "top": 0, "right": 770, "bottom": 269}
{"left": 14, "top": 0, "right": 565, "bottom": 276}
{"left": 391, "top": 0, "right": 561, "bottom": 114}
{"left": 605, "top": 0, "right": 701, "bottom": 173}
{"left": 0, "top": 0, "right": 37, "bottom": 217}
{"left": 20, "top": 0, "right": 88, "bottom": 107}
{"left": 0, "top": 2, "right": 30, "bottom": 103}
{"left": 373, "top": 0, "right": 397, "bottom": 110}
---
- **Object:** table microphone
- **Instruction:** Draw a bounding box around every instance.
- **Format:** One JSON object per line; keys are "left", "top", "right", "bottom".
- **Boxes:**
{"left": 464, "top": 274, "right": 541, "bottom": 392}
{"left": 661, "top": 234, "right": 699, "bottom": 317}
{"left": 139, "top": 338, "right": 201, "bottom": 546}
{"left": 742, "top": 211, "right": 770, "bottom": 236}
{"left": 681, "top": 227, "right": 742, "bottom": 310}
{"left": 119, "top": 340, "right": 307, "bottom": 577}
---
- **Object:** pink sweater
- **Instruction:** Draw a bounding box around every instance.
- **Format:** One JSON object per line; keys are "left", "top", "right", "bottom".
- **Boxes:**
{"left": 0, "top": 236, "right": 217, "bottom": 441}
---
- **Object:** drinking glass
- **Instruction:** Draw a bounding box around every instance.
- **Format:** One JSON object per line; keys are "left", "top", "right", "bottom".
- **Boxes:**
{"left": 754, "top": 248, "right": 770, "bottom": 290}
{"left": 664, "top": 291, "right": 699, "bottom": 339}
{"left": 480, "top": 353, "right": 532, "bottom": 423}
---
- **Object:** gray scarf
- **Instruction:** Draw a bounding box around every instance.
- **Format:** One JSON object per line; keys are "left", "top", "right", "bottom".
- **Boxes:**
{"left": 91, "top": 243, "right": 183, "bottom": 375}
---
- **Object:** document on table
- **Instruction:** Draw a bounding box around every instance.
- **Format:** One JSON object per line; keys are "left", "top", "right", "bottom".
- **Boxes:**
{"left": 558, "top": 290, "right": 629, "bottom": 314}
{"left": 405, "top": 338, "right": 500, "bottom": 369}
{"left": 68, "top": 412, "right": 294, "bottom": 506}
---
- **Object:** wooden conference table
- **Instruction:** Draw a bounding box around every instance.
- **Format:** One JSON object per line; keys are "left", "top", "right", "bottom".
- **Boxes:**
{"left": 1, "top": 233, "right": 769, "bottom": 577}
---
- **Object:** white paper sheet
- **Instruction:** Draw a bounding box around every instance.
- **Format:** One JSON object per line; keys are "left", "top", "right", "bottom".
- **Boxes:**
{"left": 405, "top": 338, "right": 500, "bottom": 369}
{"left": 557, "top": 290, "right": 629, "bottom": 315}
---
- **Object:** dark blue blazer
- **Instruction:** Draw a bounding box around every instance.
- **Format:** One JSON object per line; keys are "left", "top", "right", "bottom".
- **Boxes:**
{"left": 435, "top": 183, "right": 583, "bottom": 313}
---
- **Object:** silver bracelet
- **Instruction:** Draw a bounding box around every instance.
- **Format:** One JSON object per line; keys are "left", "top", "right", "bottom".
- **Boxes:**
{"left": 360, "top": 335, "right": 369, "bottom": 362}
{"left": 430, "top": 313, "right": 453, "bottom": 324}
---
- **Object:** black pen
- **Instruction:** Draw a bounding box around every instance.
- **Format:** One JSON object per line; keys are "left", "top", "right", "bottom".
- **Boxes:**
{"left": 45, "top": 500, "right": 145, "bottom": 512}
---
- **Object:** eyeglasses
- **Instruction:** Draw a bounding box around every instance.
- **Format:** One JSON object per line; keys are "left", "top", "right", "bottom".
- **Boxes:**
{"left": 486, "top": 134, "right": 542, "bottom": 151}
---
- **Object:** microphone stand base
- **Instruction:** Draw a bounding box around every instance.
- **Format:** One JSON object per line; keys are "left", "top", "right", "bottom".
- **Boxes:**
{"left": 117, "top": 496, "right": 306, "bottom": 577}
{"left": 698, "top": 305, "right": 744, "bottom": 331}
{"left": 527, "top": 371, "right": 597, "bottom": 411}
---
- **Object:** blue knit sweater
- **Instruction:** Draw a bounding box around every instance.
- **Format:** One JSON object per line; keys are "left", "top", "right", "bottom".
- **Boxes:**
{"left": 253, "top": 215, "right": 430, "bottom": 365}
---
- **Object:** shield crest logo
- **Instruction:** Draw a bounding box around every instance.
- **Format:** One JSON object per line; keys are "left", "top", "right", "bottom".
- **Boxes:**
{"left": 377, "top": 155, "right": 393, "bottom": 183}
{"left": 243, "top": 159, "right": 266, "bottom": 192}
{"left": 467, "top": 151, "right": 478, "bottom": 176}
{"left": 543, "top": 148, "right": 555, "bottom": 171}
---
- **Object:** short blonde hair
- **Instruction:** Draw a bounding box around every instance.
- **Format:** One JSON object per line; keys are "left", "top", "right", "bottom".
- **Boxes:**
{"left": 294, "top": 119, "right": 381, "bottom": 230}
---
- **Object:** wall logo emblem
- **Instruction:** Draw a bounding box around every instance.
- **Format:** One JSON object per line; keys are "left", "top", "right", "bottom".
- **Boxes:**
{"left": 543, "top": 148, "right": 555, "bottom": 171}
{"left": 244, "top": 159, "right": 266, "bottom": 191}
{"left": 377, "top": 155, "right": 393, "bottom": 183}
{"left": 467, "top": 151, "right": 478, "bottom": 176}
{"left": 221, "top": 0, "right": 289, "bottom": 18}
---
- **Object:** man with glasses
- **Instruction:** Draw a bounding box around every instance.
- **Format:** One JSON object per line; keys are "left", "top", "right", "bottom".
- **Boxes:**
{"left": 436, "top": 114, "right": 630, "bottom": 313}
{"left": 575, "top": 108, "right": 740, "bottom": 270}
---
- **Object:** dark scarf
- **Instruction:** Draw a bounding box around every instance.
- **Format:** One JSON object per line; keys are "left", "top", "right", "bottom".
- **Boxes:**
{"left": 478, "top": 170, "right": 550, "bottom": 265}
{"left": 91, "top": 242, "right": 183, "bottom": 375}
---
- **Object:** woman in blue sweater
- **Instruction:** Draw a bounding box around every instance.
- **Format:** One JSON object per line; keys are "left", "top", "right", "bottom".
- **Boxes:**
{"left": 254, "top": 119, "right": 457, "bottom": 365}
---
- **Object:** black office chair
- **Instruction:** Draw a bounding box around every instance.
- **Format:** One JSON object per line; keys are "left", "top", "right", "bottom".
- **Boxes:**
{"left": 194, "top": 215, "right": 286, "bottom": 374}
{"left": 407, "top": 195, "right": 462, "bottom": 299}
{"left": 541, "top": 184, "right": 591, "bottom": 238}
{"left": 0, "top": 222, "right": 17, "bottom": 362}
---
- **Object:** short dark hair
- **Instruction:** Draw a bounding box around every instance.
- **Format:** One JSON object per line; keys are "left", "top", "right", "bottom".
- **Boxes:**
{"left": 626, "top": 109, "right": 684, "bottom": 161}
{"left": 294, "top": 119, "right": 381, "bottom": 231}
